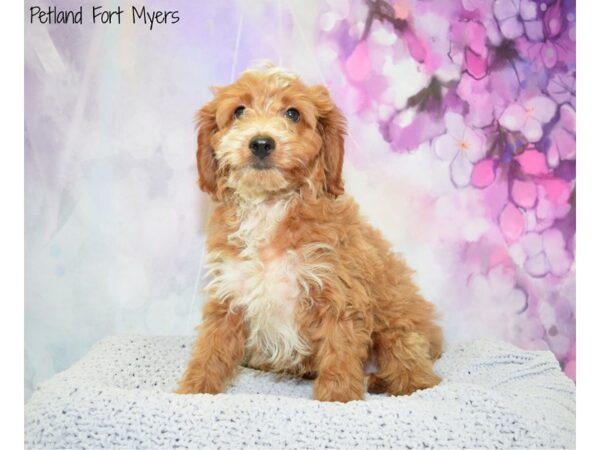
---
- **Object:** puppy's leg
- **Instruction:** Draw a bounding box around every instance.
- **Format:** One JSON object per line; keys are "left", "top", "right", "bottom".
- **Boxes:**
{"left": 176, "top": 299, "right": 246, "bottom": 394}
{"left": 313, "top": 313, "right": 370, "bottom": 402}
{"left": 368, "top": 327, "right": 442, "bottom": 396}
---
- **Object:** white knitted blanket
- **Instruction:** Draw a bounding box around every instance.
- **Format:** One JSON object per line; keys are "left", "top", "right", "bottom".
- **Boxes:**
{"left": 25, "top": 336, "right": 575, "bottom": 449}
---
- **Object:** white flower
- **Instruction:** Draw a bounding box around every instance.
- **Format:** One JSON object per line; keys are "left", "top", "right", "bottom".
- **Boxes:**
{"left": 499, "top": 96, "right": 557, "bottom": 142}
{"left": 433, "top": 112, "right": 486, "bottom": 187}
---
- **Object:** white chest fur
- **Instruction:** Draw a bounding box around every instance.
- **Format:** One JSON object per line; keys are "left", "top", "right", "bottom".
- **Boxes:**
{"left": 205, "top": 199, "right": 332, "bottom": 371}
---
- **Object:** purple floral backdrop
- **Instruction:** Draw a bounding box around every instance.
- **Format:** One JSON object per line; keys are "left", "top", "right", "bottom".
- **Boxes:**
{"left": 25, "top": 0, "right": 575, "bottom": 399}
{"left": 318, "top": 0, "right": 575, "bottom": 379}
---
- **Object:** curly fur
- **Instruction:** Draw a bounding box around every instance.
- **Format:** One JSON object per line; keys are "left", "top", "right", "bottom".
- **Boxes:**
{"left": 177, "top": 67, "right": 444, "bottom": 402}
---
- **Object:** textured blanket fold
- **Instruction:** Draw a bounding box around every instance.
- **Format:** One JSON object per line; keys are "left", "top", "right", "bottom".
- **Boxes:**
{"left": 25, "top": 336, "right": 575, "bottom": 449}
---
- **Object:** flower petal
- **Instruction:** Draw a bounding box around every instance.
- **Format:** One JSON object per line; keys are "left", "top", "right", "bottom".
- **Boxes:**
{"left": 541, "top": 43, "right": 558, "bottom": 68}
{"left": 547, "top": 145, "right": 560, "bottom": 168}
{"left": 433, "top": 133, "right": 459, "bottom": 160}
{"left": 524, "top": 96, "right": 557, "bottom": 123}
{"left": 544, "top": 0, "right": 564, "bottom": 38}
{"left": 522, "top": 118, "right": 543, "bottom": 142}
{"left": 462, "top": 127, "right": 486, "bottom": 162}
{"left": 444, "top": 112, "right": 466, "bottom": 140}
{"left": 524, "top": 19, "right": 544, "bottom": 41}
{"left": 512, "top": 179, "right": 538, "bottom": 209}
{"left": 494, "top": 0, "right": 519, "bottom": 20}
{"left": 507, "top": 287, "right": 527, "bottom": 313}
{"left": 539, "top": 178, "right": 571, "bottom": 207}
{"left": 550, "top": 127, "right": 576, "bottom": 161}
{"left": 519, "top": 0, "right": 538, "bottom": 20}
{"left": 536, "top": 195, "right": 554, "bottom": 224}
{"left": 466, "top": 22, "right": 488, "bottom": 55}
{"left": 543, "top": 228, "right": 571, "bottom": 276}
{"left": 516, "top": 150, "right": 549, "bottom": 175}
{"left": 521, "top": 232, "right": 544, "bottom": 257}
{"left": 558, "top": 104, "right": 576, "bottom": 134}
{"left": 499, "top": 202, "right": 525, "bottom": 242}
{"left": 465, "top": 47, "right": 488, "bottom": 79}
{"left": 450, "top": 154, "right": 474, "bottom": 187}
{"left": 499, "top": 16, "right": 524, "bottom": 39}
{"left": 524, "top": 252, "right": 550, "bottom": 277}
{"left": 548, "top": 74, "right": 576, "bottom": 105}
{"left": 500, "top": 103, "right": 527, "bottom": 132}
{"left": 471, "top": 159, "right": 496, "bottom": 188}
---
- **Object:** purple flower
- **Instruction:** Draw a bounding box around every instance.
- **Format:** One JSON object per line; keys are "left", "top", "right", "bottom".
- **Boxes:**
{"left": 547, "top": 70, "right": 576, "bottom": 107}
{"left": 493, "top": 0, "right": 544, "bottom": 41}
{"left": 546, "top": 104, "right": 576, "bottom": 167}
{"left": 522, "top": 21, "right": 576, "bottom": 70}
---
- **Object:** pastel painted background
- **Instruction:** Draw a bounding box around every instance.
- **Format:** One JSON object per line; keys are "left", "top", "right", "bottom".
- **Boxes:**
{"left": 25, "top": 0, "right": 575, "bottom": 400}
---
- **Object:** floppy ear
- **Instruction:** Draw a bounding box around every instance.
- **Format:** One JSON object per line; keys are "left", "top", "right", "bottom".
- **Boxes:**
{"left": 195, "top": 101, "right": 219, "bottom": 196}
{"left": 310, "top": 86, "right": 347, "bottom": 197}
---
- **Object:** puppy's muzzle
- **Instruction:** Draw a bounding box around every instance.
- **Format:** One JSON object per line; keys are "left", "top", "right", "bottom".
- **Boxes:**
{"left": 249, "top": 135, "right": 275, "bottom": 160}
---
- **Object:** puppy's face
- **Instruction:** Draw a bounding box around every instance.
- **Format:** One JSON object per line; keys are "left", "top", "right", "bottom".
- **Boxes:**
{"left": 195, "top": 69, "right": 346, "bottom": 201}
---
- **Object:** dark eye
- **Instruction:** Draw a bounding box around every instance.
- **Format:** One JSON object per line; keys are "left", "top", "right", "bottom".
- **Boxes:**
{"left": 234, "top": 106, "right": 246, "bottom": 119}
{"left": 285, "top": 108, "right": 301, "bottom": 123}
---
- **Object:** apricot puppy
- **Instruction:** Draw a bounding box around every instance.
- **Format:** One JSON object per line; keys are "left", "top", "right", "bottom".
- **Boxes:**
{"left": 177, "top": 67, "right": 443, "bottom": 402}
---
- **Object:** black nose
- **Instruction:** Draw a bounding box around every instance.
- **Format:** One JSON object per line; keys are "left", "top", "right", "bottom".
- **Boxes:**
{"left": 249, "top": 136, "right": 275, "bottom": 159}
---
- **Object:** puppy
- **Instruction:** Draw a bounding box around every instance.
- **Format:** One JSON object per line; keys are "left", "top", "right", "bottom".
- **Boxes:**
{"left": 177, "top": 67, "right": 443, "bottom": 402}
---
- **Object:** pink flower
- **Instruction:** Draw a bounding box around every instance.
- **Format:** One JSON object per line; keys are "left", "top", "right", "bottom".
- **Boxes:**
{"left": 509, "top": 150, "right": 550, "bottom": 209}
{"left": 499, "top": 96, "right": 557, "bottom": 142}
{"left": 433, "top": 112, "right": 486, "bottom": 187}
{"left": 534, "top": 178, "right": 572, "bottom": 231}
{"left": 509, "top": 149, "right": 572, "bottom": 230}
{"left": 511, "top": 179, "right": 537, "bottom": 209}
{"left": 537, "top": 178, "right": 571, "bottom": 208}
{"left": 516, "top": 149, "right": 550, "bottom": 176}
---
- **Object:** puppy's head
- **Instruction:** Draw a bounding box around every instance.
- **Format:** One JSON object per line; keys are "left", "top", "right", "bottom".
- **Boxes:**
{"left": 195, "top": 68, "right": 346, "bottom": 201}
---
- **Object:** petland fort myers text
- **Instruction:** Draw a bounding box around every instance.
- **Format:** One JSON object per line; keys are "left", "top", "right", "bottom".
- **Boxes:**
{"left": 29, "top": 5, "right": 180, "bottom": 30}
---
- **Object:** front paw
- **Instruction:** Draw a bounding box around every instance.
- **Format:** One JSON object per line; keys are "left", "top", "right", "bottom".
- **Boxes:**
{"left": 313, "top": 376, "right": 364, "bottom": 402}
{"left": 404, "top": 371, "right": 441, "bottom": 394}
{"left": 389, "top": 371, "right": 441, "bottom": 396}
{"left": 175, "top": 376, "right": 224, "bottom": 395}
